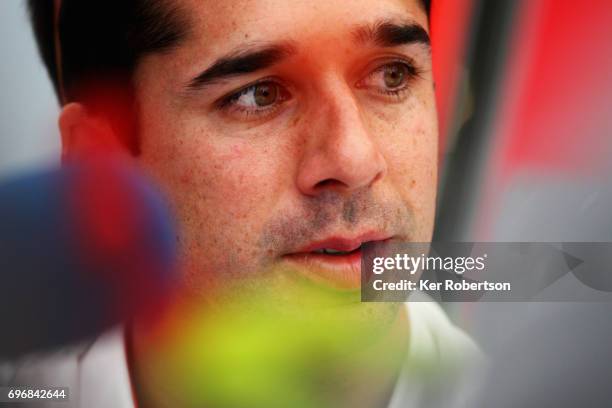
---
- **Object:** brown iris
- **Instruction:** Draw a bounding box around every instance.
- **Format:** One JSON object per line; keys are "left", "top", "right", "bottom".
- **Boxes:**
{"left": 254, "top": 83, "right": 278, "bottom": 107}
{"left": 383, "top": 63, "right": 408, "bottom": 89}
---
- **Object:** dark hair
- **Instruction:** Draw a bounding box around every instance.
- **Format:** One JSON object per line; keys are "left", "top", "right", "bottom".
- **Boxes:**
{"left": 28, "top": 0, "right": 188, "bottom": 104}
{"left": 29, "top": 0, "right": 430, "bottom": 103}
{"left": 28, "top": 0, "right": 189, "bottom": 152}
{"left": 28, "top": 0, "right": 430, "bottom": 150}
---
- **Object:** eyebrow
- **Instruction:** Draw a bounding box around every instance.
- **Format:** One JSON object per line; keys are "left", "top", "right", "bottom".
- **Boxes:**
{"left": 352, "top": 20, "right": 431, "bottom": 49}
{"left": 186, "top": 20, "right": 430, "bottom": 91}
{"left": 187, "top": 43, "right": 296, "bottom": 90}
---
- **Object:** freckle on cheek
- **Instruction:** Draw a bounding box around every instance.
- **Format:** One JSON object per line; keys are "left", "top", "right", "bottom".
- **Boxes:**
{"left": 291, "top": 116, "right": 301, "bottom": 127}
{"left": 179, "top": 169, "right": 193, "bottom": 185}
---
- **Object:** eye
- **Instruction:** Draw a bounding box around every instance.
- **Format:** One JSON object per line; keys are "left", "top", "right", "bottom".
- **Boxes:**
{"left": 358, "top": 60, "right": 419, "bottom": 98}
{"left": 217, "top": 80, "right": 291, "bottom": 119}
{"left": 382, "top": 63, "right": 409, "bottom": 88}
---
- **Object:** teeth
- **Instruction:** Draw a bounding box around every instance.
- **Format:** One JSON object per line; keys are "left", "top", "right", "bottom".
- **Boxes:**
{"left": 314, "top": 248, "right": 352, "bottom": 255}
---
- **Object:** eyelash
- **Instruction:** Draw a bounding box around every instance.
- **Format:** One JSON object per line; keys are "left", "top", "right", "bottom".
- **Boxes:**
{"left": 358, "top": 59, "right": 421, "bottom": 100}
{"left": 215, "top": 59, "right": 421, "bottom": 119}
{"left": 215, "top": 78, "right": 288, "bottom": 119}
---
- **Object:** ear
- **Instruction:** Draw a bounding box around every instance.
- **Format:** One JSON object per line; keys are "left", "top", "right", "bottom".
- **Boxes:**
{"left": 59, "top": 102, "right": 126, "bottom": 161}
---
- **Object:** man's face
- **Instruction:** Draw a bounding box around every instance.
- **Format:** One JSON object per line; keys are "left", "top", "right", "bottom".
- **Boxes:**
{"left": 134, "top": 0, "right": 437, "bottom": 296}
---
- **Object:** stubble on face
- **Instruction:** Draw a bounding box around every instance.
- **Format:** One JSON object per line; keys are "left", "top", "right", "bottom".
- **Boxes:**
{"left": 134, "top": 0, "right": 436, "bottom": 299}
{"left": 259, "top": 188, "right": 415, "bottom": 265}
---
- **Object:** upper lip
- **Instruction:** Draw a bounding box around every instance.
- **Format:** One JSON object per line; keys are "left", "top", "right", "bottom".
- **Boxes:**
{"left": 289, "top": 231, "right": 393, "bottom": 254}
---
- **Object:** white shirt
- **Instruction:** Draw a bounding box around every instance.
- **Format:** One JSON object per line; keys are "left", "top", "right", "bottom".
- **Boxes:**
{"left": 4, "top": 300, "right": 481, "bottom": 408}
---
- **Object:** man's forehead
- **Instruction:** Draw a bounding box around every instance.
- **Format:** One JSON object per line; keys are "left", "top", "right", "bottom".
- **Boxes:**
{"left": 135, "top": 0, "right": 430, "bottom": 94}
{"left": 175, "top": 0, "right": 429, "bottom": 51}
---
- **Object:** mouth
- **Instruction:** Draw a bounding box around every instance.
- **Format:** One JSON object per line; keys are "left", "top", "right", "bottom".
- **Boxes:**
{"left": 282, "top": 233, "right": 392, "bottom": 289}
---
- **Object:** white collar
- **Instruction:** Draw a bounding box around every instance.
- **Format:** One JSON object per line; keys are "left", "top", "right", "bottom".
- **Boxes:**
{"left": 79, "top": 328, "right": 135, "bottom": 408}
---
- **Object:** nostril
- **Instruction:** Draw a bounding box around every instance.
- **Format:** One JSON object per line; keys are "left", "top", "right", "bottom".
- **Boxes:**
{"left": 314, "top": 178, "right": 343, "bottom": 189}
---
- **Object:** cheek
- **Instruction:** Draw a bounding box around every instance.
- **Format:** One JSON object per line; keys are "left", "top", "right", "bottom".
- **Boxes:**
{"left": 373, "top": 94, "right": 438, "bottom": 239}
{"left": 388, "top": 113, "right": 437, "bottom": 189}
{"left": 138, "top": 119, "right": 290, "bottom": 274}
{"left": 142, "top": 119, "right": 275, "bottom": 213}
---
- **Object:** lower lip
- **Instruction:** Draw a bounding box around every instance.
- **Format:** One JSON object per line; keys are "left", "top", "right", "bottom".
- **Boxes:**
{"left": 282, "top": 248, "right": 364, "bottom": 290}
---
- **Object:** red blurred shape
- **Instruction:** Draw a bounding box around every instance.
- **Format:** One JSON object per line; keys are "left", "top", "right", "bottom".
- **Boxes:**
{"left": 494, "top": 0, "right": 612, "bottom": 178}
{"left": 477, "top": 0, "right": 612, "bottom": 238}
{"left": 68, "top": 158, "right": 177, "bottom": 321}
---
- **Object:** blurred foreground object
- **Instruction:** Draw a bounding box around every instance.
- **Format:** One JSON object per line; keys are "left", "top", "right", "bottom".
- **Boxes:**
{"left": 0, "top": 159, "right": 177, "bottom": 359}
{"left": 132, "top": 278, "right": 478, "bottom": 408}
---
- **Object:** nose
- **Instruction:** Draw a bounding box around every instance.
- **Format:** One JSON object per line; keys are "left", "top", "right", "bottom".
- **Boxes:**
{"left": 296, "top": 83, "right": 387, "bottom": 197}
